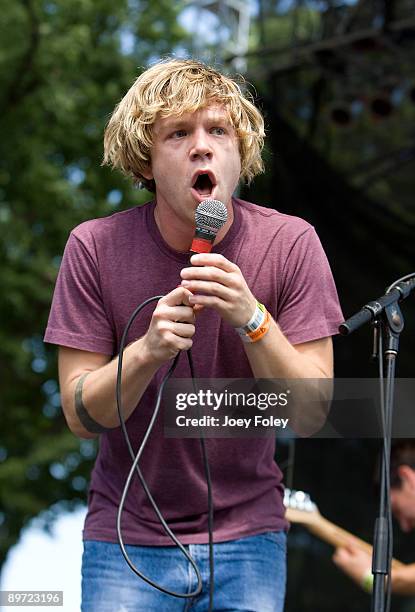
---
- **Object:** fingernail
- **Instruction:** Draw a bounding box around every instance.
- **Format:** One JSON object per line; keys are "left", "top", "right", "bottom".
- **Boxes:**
{"left": 181, "top": 280, "right": 190, "bottom": 286}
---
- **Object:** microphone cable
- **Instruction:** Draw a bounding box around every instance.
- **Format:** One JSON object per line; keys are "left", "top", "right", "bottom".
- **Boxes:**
{"left": 376, "top": 325, "right": 392, "bottom": 612}
{"left": 381, "top": 271, "right": 415, "bottom": 611}
{"left": 386, "top": 272, "right": 415, "bottom": 293}
{"left": 115, "top": 294, "right": 215, "bottom": 609}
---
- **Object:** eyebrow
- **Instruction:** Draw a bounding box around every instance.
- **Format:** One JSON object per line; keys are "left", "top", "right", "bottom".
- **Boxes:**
{"left": 159, "top": 119, "right": 189, "bottom": 131}
{"left": 157, "top": 114, "right": 231, "bottom": 134}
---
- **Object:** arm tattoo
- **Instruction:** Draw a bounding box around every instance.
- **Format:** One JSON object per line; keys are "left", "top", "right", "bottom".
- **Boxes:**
{"left": 75, "top": 373, "right": 112, "bottom": 434}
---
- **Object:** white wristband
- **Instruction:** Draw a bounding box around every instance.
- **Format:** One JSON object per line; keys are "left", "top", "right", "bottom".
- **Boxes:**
{"left": 236, "top": 301, "right": 266, "bottom": 338}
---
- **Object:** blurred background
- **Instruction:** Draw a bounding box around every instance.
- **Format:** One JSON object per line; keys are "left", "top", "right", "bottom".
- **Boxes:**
{"left": 0, "top": 0, "right": 414, "bottom": 610}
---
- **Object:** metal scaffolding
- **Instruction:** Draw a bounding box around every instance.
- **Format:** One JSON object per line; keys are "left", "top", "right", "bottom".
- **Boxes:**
{"left": 184, "top": 0, "right": 251, "bottom": 71}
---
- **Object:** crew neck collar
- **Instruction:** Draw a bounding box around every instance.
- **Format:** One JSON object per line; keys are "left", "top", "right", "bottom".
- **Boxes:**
{"left": 145, "top": 197, "right": 242, "bottom": 263}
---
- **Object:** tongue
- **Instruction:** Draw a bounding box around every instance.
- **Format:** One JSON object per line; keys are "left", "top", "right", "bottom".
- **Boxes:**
{"left": 197, "top": 185, "right": 211, "bottom": 195}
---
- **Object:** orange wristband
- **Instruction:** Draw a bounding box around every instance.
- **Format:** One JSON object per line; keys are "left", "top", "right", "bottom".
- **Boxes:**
{"left": 245, "top": 310, "right": 271, "bottom": 343}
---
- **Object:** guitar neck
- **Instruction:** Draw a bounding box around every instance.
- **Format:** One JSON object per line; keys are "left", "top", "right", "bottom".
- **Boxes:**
{"left": 307, "top": 515, "right": 372, "bottom": 553}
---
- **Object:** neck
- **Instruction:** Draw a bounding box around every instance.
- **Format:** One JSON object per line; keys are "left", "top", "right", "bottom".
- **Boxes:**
{"left": 154, "top": 200, "right": 234, "bottom": 252}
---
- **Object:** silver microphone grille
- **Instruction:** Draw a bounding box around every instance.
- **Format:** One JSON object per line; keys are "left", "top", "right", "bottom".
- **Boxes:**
{"left": 195, "top": 199, "right": 228, "bottom": 232}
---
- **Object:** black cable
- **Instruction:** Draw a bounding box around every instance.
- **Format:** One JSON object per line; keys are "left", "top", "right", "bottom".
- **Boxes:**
{"left": 386, "top": 272, "right": 415, "bottom": 293}
{"left": 187, "top": 349, "right": 215, "bottom": 610}
{"left": 376, "top": 327, "right": 393, "bottom": 611}
{"left": 382, "top": 273, "right": 415, "bottom": 610}
{"left": 115, "top": 294, "right": 214, "bottom": 606}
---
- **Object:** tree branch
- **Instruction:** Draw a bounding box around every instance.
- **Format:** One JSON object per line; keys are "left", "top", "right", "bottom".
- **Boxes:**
{"left": 228, "top": 16, "right": 415, "bottom": 76}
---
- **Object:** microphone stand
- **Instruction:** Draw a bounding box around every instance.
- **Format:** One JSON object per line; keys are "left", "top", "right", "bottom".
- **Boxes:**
{"left": 339, "top": 277, "right": 415, "bottom": 612}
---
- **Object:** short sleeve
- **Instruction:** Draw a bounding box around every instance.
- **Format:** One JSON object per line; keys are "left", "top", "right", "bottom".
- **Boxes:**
{"left": 277, "top": 227, "right": 343, "bottom": 345}
{"left": 44, "top": 231, "right": 115, "bottom": 355}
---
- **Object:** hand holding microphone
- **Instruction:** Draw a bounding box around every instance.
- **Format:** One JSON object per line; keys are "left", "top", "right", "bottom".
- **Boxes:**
{"left": 141, "top": 287, "right": 196, "bottom": 366}
{"left": 181, "top": 199, "right": 257, "bottom": 329}
{"left": 181, "top": 253, "right": 257, "bottom": 328}
{"left": 142, "top": 200, "right": 229, "bottom": 365}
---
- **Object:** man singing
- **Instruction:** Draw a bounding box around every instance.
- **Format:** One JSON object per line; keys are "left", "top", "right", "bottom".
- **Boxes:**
{"left": 45, "top": 58, "right": 343, "bottom": 611}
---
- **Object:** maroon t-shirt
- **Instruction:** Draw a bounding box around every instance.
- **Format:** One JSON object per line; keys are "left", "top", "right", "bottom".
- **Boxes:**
{"left": 44, "top": 197, "right": 343, "bottom": 545}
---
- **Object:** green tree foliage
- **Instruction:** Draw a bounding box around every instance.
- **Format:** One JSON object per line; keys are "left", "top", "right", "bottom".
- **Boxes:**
{"left": 0, "top": 0, "right": 188, "bottom": 570}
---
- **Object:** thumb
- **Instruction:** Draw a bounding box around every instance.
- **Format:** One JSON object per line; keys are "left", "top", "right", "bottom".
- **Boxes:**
{"left": 333, "top": 547, "right": 345, "bottom": 563}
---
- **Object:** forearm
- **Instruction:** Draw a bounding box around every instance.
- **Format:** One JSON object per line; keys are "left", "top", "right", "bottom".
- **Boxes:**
{"left": 243, "top": 317, "right": 332, "bottom": 379}
{"left": 62, "top": 338, "right": 159, "bottom": 438}
{"left": 391, "top": 564, "right": 415, "bottom": 595}
{"left": 59, "top": 287, "right": 196, "bottom": 439}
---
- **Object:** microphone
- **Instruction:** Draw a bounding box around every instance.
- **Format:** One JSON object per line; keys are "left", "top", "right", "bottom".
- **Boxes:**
{"left": 339, "top": 278, "right": 415, "bottom": 335}
{"left": 190, "top": 199, "right": 228, "bottom": 254}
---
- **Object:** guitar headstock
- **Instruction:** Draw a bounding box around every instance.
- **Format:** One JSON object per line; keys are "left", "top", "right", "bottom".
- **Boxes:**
{"left": 284, "top": 488, "right": 322, "bottom": 526}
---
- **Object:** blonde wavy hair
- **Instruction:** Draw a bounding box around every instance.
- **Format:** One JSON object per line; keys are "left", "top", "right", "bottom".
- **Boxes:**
{"left": 103, "top": 58, "right": 265, "bottom": 191}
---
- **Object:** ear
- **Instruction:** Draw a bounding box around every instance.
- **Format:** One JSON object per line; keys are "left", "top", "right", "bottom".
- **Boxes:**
{"left": 398, "top": 465, "right": 415, "bottom": 490}
{"left": 140, "top": 163, "right": 154, "bottom": 181}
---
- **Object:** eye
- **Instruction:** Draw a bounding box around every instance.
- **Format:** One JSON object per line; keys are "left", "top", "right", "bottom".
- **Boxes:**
{"left": 171, "top": 129, "right": 187, "bottom": 139}
{"left": 211, "top": 127, "right": 226, "bottom": 135}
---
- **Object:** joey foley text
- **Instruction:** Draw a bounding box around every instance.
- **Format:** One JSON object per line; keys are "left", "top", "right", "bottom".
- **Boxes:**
{"left": 174, "top": 388, "right": 291, "bottom": 429}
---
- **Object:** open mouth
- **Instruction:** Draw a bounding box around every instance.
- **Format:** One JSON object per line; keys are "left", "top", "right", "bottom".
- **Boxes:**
{"left": 191, "top": 172, "right": 216, "bottom": 199}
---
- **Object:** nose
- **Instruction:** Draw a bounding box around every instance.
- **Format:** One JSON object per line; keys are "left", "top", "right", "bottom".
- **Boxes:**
{"left": 189, "top": 129, "right": 213, "bottom": 161}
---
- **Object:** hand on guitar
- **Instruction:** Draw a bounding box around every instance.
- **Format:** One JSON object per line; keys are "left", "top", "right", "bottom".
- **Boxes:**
{"left": 333, "top": 540, "right": 415, "bottom": 596}
{"left": 333, "top": 541, "right": 372, "bottom": 591}
{"left": 284, "top": 489, "right": 411, "bottom": 594}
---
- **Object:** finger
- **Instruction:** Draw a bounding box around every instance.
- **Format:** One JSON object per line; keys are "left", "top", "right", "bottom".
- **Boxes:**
{"left": 181, "top": 265, "right": 231, "bottom": 285}
{"left": 170, "top": 322, "right": 196, "bottom": 338}
{"left": 188, "top": 294, "right": 227, "bottom": 310}
{"left": 169, "top": 305, "right": 196, "bottom": 323}
{"left": 161, "top": 286, "right": 194, "bottom": 307}
{"left": 189, "top": 253, "right": 238, "bottom": 272}
{"left": 163, "top": 331, "right": 193, "bottom": 352}
{"left": 344, "top": 541, "right": 361, "bottom": 555}
{"left": 156, "top": 304, "right": 195, "bottom": 324}
{"left": 180, "top": 280, "right": 232, "bottom": 300}
{"left": 332, "top": 549, "right": 348, "bottom": 565}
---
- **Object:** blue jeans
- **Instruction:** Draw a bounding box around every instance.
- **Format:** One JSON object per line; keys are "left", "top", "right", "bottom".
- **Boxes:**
{"left": 81, "top": 532, "right": 286, "bottom": 612}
